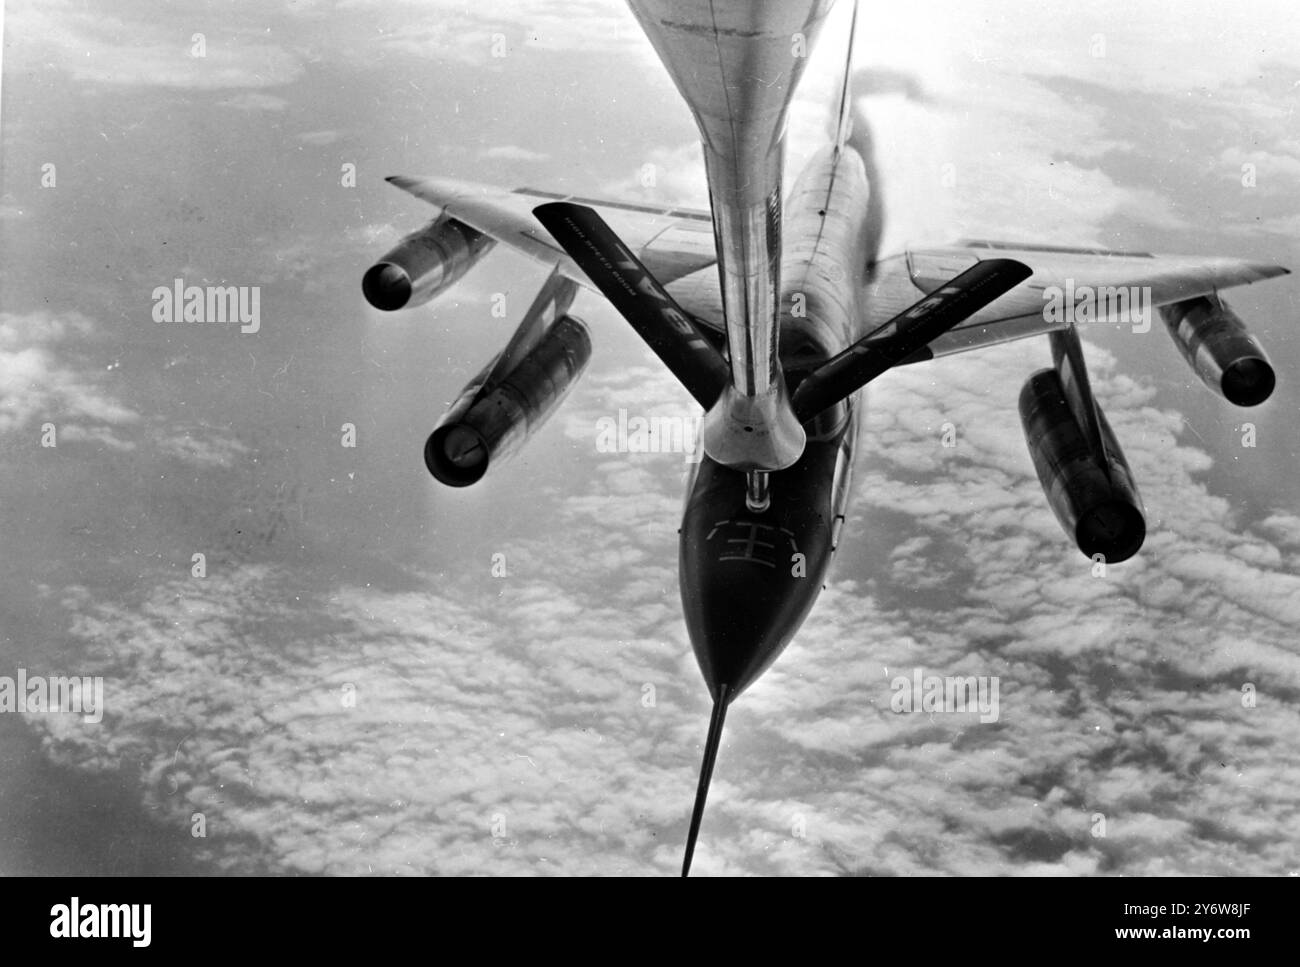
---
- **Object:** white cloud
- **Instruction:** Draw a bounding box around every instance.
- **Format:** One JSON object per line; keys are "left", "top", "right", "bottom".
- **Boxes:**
{"left": 0, "top": 311, "right": 257, "bottom": 467}
{"left": 0, "top": 311, "right": 139, "bottom": 442}
{"left": 335, "top": 0, "right": 654, "bottom": 65}
{"left": 8, "top": 2, "right": 304, "bottom": 90}
{"left": 21, "top": 343, "right": 1300, "bottom": 876}
{"left": 480, "top": 145, "right": 551, "bottom": 163}
{"left": 156, "top": 425, "right": 251, "bottom": 469}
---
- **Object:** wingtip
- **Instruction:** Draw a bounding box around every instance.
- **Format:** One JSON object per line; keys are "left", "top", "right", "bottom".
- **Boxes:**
{"left": 1238, "top": 259, "right": 1291, "bottom": 281}
{"left": 385, "top": 174, "right": 432, "bottom": 192}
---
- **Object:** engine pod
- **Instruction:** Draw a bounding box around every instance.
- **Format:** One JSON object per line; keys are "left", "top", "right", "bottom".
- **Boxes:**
{"left": 362, "top": 216, "right": 495, "bottom": 311}
{"left": 1019, "top": 369, "right": 1146, "bottom": 563}
{"left": 425, "top": 314, "right": 592, "bottom": 486}
{"left": 1159, "top": 294, "right": 1275, "bottom": 406}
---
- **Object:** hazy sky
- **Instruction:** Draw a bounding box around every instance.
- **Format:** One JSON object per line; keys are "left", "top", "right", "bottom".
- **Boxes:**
{"left": 2, "top": 0, "right": 1299, "bottom": 875}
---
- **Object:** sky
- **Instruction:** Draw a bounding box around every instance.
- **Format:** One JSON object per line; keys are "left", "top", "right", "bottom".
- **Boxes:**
{"left": 1, "top": 0, "right": 1298, "bottom": 876}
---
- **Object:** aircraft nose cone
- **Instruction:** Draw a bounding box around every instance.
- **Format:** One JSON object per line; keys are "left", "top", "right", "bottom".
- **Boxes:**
{"left": 683, "top": 558, "right": 801, "bottom": 699}
{"left": 679, "top": 453, "right": 838, "bottom": 701}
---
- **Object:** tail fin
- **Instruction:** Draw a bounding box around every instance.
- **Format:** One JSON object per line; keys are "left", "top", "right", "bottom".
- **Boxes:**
{"left": 682, "top": 684, "right": 730, "bottom": 877}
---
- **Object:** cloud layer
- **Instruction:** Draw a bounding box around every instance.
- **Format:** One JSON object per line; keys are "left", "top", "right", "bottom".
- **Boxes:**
{"left": 22, "top": 345, "right": 1300, "bottom": 875}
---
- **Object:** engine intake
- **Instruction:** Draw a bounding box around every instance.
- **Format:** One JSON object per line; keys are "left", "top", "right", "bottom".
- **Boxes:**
{"left": 1159, "top": 294, "right": 1275, "bottom": 406}
{"left": 1019, "top": 369, "right": 1146, "bottom": 563}
{"left": 362, "top": 216, "right": 495, "bottom": 311}
{"left": 425, "top": 314, "right": 592, "bottom": 486}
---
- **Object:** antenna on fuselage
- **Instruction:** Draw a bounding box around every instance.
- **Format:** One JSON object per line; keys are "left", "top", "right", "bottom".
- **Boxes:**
{"left": 831, "top": 0, "right": 861, "bottom": 157}
{"left": 682, "top": 684, "right": 730, "bottom": 876}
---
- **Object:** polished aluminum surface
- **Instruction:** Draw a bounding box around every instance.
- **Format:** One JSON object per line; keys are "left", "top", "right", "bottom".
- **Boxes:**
{"left": 627, "top": 0, "right": 835, "bottom": 471}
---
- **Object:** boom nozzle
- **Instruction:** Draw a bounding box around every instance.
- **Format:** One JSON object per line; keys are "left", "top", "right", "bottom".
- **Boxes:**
{"left": 745, "top": 471, "right": 771, "bottom": 513}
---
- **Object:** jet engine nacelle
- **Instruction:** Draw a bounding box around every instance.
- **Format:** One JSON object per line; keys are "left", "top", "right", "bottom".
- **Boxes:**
{"left": 362, "top": 215, "right": 495, "bottom": 311}
{"left": 1159, "top": 294, "right": 1275, "bottom": 406}
{"left": 425, "top": 314, "right": 592, "bottom": 486}
{"left": 1019, "top": 369, "right": 1146, "bottom": 563}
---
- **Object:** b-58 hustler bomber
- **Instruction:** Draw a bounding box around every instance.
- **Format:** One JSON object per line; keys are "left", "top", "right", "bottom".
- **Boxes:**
{"left": 362, "top": 0, "right": 1288, "bottom": 875}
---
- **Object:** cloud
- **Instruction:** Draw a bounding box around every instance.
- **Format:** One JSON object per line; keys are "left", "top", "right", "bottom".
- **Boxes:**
{"left": 479, "top": 145, "right": 551, "bottom": 163}
{"left": 586, "top": 0, "right": 1197, "bottom": 247}
{"left": 20, "top": 341, "right": 1300, "bottom": 876}
{"left": 345, "top": 223, "right": 403, "bottom": 250}
{"left": 156, "top": 425, "right": 251, "bottom": 469}
{"left": 1258, "top": 514, "right": 1300, "bottom": 550}
{"left": 754, "top": 1, "right": 1300, "bottom": 251}
{"left": 1249, "top": 213, "right": 1300, "bottom": 237}
{"left": 335, "top": 0, "right": 654, "bottom": 66}
{"left": 31, "top": 556, "right": 695, "bottom": 874}
{"left": 599, "top": 143, "right": 708, "bottom": 209}
{"left": 7, "top": 3, "right": 305, "bottom": 90}
{"left": 0, "top": 311, "right": 258, "bottom": 467}
{"left": 874, "top": 0, "right": 1300, "bottom": 99}
{"left": 297, "top": 130, "right": 345, "bottom": 146}
{"left": 0, "top": 311, "right": 139, "bottom": 444}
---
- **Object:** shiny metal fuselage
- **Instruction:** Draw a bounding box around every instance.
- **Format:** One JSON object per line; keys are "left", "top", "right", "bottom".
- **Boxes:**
{"left": 627, "top": 0, "right": 836, "bottom": 471}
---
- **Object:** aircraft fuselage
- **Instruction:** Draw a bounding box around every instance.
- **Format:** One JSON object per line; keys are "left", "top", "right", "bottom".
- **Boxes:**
{"left": 680, "top": 141, "right": 872, "bottom": 701}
